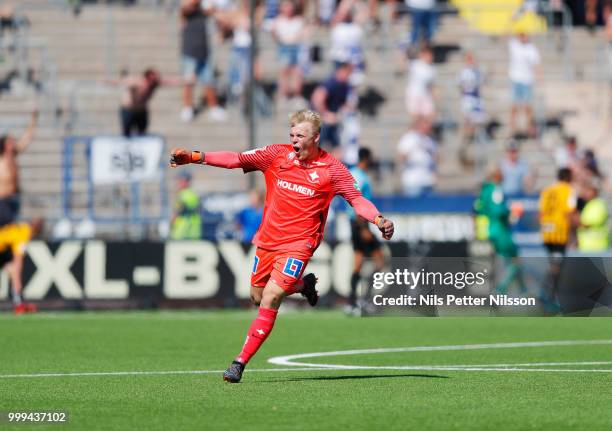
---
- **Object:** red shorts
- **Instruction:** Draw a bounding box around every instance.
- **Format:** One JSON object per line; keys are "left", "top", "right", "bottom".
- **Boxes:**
{"left": 251, "top": 248, "right": 312, "bottom": 293}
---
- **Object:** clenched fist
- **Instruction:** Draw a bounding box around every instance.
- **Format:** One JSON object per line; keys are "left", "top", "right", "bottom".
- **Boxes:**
{"left": 170, "top": 148, "right": 204, "bottom": 167}
{"left": 169, "top": 148, "right": 191, "bottom": 167}
{"left": 376, "top": 216, "right": 395, "bottom": 240}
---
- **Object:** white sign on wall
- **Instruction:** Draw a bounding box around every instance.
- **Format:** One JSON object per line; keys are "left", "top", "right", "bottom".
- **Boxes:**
{"left": 90, "top": 136, "right": 164, "bottom": 185}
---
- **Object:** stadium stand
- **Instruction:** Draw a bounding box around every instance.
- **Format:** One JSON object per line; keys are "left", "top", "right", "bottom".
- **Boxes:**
{"left": 0, "top": 0, "right": 609, "bottom": 239}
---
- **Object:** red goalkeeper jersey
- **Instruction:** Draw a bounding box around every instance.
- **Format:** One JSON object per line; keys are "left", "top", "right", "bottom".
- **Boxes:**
{"left": 238, "top": 144, "right": 364, "bottom": 252}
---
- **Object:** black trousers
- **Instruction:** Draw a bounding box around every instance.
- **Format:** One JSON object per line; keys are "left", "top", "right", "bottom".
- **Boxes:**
{"left": 120, "top": 107, "right": 148, "bottom": 137}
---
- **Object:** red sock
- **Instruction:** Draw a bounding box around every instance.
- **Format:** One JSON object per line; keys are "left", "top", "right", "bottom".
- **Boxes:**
{"left": 236, "top": 307, "right": 278, "bottom": 365}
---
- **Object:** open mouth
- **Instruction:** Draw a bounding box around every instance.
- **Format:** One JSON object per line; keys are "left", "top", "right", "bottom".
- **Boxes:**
{"left": 293, "top": 145, "right": 300, "bottom": 153}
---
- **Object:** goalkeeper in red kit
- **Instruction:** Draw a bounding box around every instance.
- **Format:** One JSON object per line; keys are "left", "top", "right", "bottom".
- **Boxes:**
{"left": 170, "top": 110, "right": 394, "bottom": 383}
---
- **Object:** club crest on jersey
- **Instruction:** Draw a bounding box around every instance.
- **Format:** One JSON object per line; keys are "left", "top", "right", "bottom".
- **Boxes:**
{"left": 282, "top": 258, "right": 304, "bottom": 278}
{"left": 307, "top": 171, "right": 320, "bottom": 184}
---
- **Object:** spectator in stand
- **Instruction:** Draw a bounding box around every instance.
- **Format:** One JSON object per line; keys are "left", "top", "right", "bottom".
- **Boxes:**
{"left": 397, "top": 118, "right": 437, "bottom": 196}
{"left": 107, "top": 68, "right": 181, "bottom": 137}
{"left": 405, "top": 0, "right": 437, "bottom": 48}
{"left": 317, "top": 0, "right": 340, "bottom": 25}
{"left": 330, "top": 0, "right": 367, "bottom": 85}
{"left": 458, "top": 50, "right": 485, "bottom": 164}
{"left": 315, "top": 0, "right": 380, "bottom": 26}
{"left": 500, "top": 140, "right": 534, "bottom": 198}
{"left": 554, "top": 135, "right": 580, "bottom": 173}
{"left": 581, "top": 149, "right": 602, "bottom": 180}
{"left": 180, "top": 0, "right": 227, "bottom": 123}
{"left": 208, "top": 0, "right": 239, "bottom": 36}
{"left": 227, "top": 0, "right": 264, "bottom": 100}
{"left": 311, "top": 62, "right": 356, "bottom": 154}
{"left": 270, "top": 0, "right": 309, "bottom": 103}
{"left": 0, "top": 110, "right": 37, "bottom": 227}
{"left": 237, "top": 189, "right": 264, "bottom": 242}
{"left": 508, "top": 33, "right": 541, "bottom": 138}
{"left": 170, "top": 171, "right": 201, "bottom": 240}
{"left": 0, "top": 3, "right": 15, "bottom": 35}
{"left": 263, "top": 0, "right": 280, "bottom": 29}
{"left": 406, "top": 44, "right": 435, "bottom": 123}
{"left": 586, "top": 0, "right": 598, "bottom": 33}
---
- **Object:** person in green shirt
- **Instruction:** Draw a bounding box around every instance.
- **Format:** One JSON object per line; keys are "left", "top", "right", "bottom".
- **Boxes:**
{"left": 475, "top": 166, "right": 526, "bottom": 295}
{"left": 577, "top": 180, "right": 609, "bottom": 253}
{"left": 170, "top": 171, "right": 201, "bottom": 240}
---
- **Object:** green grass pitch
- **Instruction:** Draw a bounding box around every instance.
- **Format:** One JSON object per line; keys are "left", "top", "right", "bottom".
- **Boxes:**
{"left": 1, "top": 311, "right": 611, "bottom": 430}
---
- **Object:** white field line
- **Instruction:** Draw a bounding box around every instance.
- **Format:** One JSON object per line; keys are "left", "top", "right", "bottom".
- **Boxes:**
{"left": 0, "top": 368, "right": 334, "bottom": 379}
{"left": 2, "top": 340, "right": 612, "bottom": 379}
{"left": 448, "top": 361, "right": 612, "bottom": 368}
{"left": 267, "top": 340, "right": 612, "bottom": 368}
{"left": 2, "top": 363, "right": 612, "bottom": 379}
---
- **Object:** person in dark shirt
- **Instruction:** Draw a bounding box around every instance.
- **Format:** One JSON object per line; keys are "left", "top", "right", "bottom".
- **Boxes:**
{"left": 311, "top": 62, "right": 354, "bottom": 152}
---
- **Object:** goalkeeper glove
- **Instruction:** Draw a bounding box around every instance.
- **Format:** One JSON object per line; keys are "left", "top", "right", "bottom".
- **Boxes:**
{"left": 170, "top": 148, "right": 204, "bottom": 167}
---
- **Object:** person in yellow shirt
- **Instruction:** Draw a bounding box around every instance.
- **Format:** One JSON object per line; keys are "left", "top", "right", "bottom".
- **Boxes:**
{"left": 539, "top": 168, "right": 577, "bottom": 312}
{"left": 170, "top": 172, "right": 201, "bottom": 240}
{"left": 577, "top": 180, "right": 609, "bottom": 253}
{"left": 0, "top": 219, "right": 43, "bottom": 314}
{"left": 539, "top": 168, "right": 576, "bottom": 253}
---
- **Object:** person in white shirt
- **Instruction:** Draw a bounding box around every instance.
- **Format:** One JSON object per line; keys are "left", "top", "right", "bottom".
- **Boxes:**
{"left": 508, "top": 33, "right": 541, "bottom": 137}
{"left": 554, "top": 136, "right": 580, "bottom": 173}
{"left": 330, "top": 0, "right": 367, "bottom": 85}
{"left": 227, "top": 0, "right": 264, "bottom": 99}
{"left": 271, "top": 0, "right": 308, "bottom": 101}
{"left": 458, "top": 51, "right": 485, "bottom": 132}
{"left": 457, "top": 51, "right": 485, "bottom": 166}
{"left": 397, "top": 118, "right": 437, "bottom": 196}
{"left": 405, "top": 45, "right": 435, "bottom": 122}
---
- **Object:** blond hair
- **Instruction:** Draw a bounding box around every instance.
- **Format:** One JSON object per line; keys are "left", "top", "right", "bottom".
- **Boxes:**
{"left": 289, "top": 110, "right": 321, "bottom": 133}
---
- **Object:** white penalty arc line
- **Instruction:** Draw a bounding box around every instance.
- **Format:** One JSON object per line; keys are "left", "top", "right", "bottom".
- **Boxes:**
{"left": 267, "top": 339, "right": 612, "bottom": 371}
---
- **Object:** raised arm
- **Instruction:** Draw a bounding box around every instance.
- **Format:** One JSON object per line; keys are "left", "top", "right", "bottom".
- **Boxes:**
{"left": 170, "top": 145, "right": 284, "bottom": 171}
{"left": 16, "top": 110, "right": 38, "bottom": 154}
{"left": 170, "top": 149, "right": 242, "bottom": 169}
